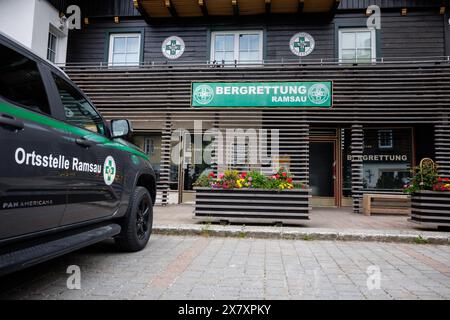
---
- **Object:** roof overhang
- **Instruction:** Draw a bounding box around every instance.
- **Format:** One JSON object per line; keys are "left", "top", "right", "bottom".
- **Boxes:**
{"left": 134, "top": 0, "right": 340, "bottom": 19}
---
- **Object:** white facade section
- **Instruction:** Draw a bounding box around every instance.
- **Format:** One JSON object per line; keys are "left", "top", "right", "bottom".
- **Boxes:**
{"left": 0, "top": 0, "right": 68, "bottom": 64}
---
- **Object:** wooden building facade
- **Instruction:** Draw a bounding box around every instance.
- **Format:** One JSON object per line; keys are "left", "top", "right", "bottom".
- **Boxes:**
{"left": 60, "top": 0, "right": 450, "bottom": 211}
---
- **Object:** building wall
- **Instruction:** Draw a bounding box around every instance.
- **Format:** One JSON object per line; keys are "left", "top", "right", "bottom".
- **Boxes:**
{"left": 446, "top": 12, "right": 450, "bottom": 56}
{"left": 0, "top": 0, "right": 68, "bottom": 63}
{"left": 62, "top": 2, "right": 450, "bottom": 207}
{"left": 66, "top": 10, "right": 446, "bottom": 64}
{"left": 33, "top": 0, "right": 69, "bottom": 64}
{"left": 0, "top": 0, "right": 36, "bottom": 48}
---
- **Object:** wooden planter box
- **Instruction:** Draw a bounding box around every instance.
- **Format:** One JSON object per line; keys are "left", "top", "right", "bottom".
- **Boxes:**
{"left": 194, "top": 188, "right": 311, "bottom": 225}
{"left": 411, "top": 191, "right": 450, "bottom": 227}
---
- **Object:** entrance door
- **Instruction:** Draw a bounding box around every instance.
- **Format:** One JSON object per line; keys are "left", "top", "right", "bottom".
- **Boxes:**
{"left": 310, "top": 141, "right": 337, "bottom": 206}
{"left": 176, "top": 131, "right": 212, "bottom": 204}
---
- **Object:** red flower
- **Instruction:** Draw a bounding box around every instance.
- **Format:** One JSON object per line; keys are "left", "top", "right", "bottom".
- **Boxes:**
{"left": 275, "top": 174, "right": 280, "bottom": 179}
{"left": 282, "top": 172, "right": 287, "bottom": 177}
{"left": 287, "top": 178, "right": 293, "bottom": 183}
{"left": 241, "top": 172, "right": 247, "bottom": 178}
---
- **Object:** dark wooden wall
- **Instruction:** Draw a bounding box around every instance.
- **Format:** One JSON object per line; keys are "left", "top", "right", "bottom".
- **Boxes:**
{"left": 63, "top": 62, "right": 450, "bottom": 205}
{"left": 66, "top": 10, "right": 446, "bottom": 64}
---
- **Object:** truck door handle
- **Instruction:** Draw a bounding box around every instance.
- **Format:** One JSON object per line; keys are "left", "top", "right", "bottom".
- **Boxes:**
{"left": 75, "top": 137, "right": 95, "bottom": 148}
{"left": 0, "top": 114, "right": 24, "bottom": 130}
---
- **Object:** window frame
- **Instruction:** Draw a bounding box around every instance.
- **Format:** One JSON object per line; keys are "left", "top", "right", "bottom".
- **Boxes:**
{"left": 47, "top": 31, "right": 58, "bottom": 63}
{"left": 51, "top": 72, "right": 108, "bottom": 137}
{"left": 210, "top": 30, "right": 264, "bottom": 64}
{"left": 0, "top": 41, "right": 56, "bottom": 116}
{"left": 107, "top": 32, "right": 142, "bottom": 67}
{"left": 338, "top": 28, "right": 376, "bottom": 63}
{"left": 378, "top": 129, "right": 394, "bottom": 149}
{"left": 0, "top": 37, "right": 110, "bottom": 134}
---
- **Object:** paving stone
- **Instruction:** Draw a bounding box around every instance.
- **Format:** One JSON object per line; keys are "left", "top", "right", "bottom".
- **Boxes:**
{"left": 1, "top": 235, "right": 450, "bottom": 300}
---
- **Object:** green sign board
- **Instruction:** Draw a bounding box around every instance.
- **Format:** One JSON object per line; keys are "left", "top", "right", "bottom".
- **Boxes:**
{"left": 191, "top": 81, "right": 332, "bottom": 108}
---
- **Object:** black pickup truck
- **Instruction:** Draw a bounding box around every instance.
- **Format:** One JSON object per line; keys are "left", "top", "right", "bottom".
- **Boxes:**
{"left": 0, "top": 33, "right": 156, "bottom": 276}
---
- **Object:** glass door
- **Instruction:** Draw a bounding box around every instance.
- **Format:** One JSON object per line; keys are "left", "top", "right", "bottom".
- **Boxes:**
{"left": 178, "top": 131, "right": 213, "bottom": 203}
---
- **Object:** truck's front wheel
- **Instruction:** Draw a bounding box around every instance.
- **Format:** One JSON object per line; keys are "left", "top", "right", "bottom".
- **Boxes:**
{"left": 115, "top": 186, "right": 153, "bottom": 252}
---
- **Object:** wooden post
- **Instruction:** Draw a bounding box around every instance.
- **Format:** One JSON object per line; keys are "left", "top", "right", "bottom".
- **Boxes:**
{"left": 435, "top": 115, "right": 450, "bottom": 179}
{"left": 210, "top": 113, "right": 219, "bottom": 175}
{"left": 159, "top": 114, "right": 172, "bottom": 205}
{"left": 351, "top": 124, "right": 364, "bottom": 213}
{"left": 363, "top": 194, "right": 371, "bottom": 216}
{"left": 298, "top": 123, "right": 310, "bottom": 185}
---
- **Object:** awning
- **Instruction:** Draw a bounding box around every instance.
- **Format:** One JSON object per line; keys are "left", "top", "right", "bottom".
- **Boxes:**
{"left": 134, "top": 0, "right": 341, "bottom": 18}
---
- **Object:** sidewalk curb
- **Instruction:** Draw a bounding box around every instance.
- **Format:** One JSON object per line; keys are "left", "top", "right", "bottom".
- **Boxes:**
{"left": 153, "top": 224, "right": 450, "bottom": 245}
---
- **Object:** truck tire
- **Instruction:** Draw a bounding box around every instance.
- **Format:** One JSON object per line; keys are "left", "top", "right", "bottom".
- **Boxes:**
{"left": 115, "top": 186, "right": 153, "bottom": 252}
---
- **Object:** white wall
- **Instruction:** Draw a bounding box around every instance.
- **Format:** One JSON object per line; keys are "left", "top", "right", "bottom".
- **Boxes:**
{"left": 0, "top": 0, "right": 68, "bottom": 64}
{"left": 0, "top": 0, "right": 36, "bottom": 48}
{"left": 32, "top": 0, "right": 68, "bottom": 64}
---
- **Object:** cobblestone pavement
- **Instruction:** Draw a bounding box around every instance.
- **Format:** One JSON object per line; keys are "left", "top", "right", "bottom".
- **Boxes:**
{"left": 1, "top": 235, "right": 450, "bottom": 300}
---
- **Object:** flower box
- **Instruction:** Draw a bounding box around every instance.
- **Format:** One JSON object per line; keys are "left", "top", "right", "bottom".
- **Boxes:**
{"left": 411, "top": 191, "right": 450, "bottom": 228}
{"left": 194, "top": 187, "right": 311, "bottom": 225}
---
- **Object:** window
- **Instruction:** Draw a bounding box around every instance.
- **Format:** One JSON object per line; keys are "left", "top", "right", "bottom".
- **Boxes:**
{"left": 144, "top": 137, "right": 155, "bottom": 156}
{"left": 53, "top": 74, "right": 105, "bottom": 135}
{"left": 133, "top": 135, "right": 162, "bottom": 183}
{"left": 47, "top": 32, "right": 57, "bottom": 63}
{"left": 339, "top": 28, "right": 376, "bottom": 63}
{"left": 363, "top": 128, "right": 412, "bottom": 190}
{"left": 0, "top": 43, "right": 50, "bottom": 114}
{"left": 108, "top": 33, "right": 141, "bottom": 67}
{"left": 378, "top": 130, "right": 393, "bottom": 149}
{"left": 210, "top": 31, "right": 263, "bottom": 64}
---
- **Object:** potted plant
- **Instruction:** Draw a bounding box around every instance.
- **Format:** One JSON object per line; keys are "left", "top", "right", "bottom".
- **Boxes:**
{"left": 404, "top": 159, "right": 450, "bottom": 228}
{"left": 193, "top": 168, "right": 311, "bottom": 225}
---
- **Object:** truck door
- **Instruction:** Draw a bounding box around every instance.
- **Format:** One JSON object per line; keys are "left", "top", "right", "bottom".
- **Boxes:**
{"left": 50, "top": 73, "right": 122, "bottom": 225}
{"left": 0, "top": 43, "right": 66, "bottom": 240}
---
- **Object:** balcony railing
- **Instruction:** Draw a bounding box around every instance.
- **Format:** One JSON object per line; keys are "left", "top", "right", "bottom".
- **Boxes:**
{"left": 59, "top": 56, "right": 450, "bottom": 71}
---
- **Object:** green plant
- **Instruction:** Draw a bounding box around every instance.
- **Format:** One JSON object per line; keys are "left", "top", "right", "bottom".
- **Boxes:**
{"left": 268, "top": 167, "right": 295, "bottom": 190}
{"left": 238, "top": 225, "right": 247, "bottom": 238}
{"left": 246, "top": 170, "right": 270, "bottom": 189}
{"left": 301, "top": 234, "right": 314, "bottom": 241}
{"left": 195, "top": 167, "right": 307, "bottom": 191}
{"left": 433, "top": 177, "right": 450, "bottom": 191}
{"left": 413, "top": 235, "right": 428, "bottom": 244}
{"left": 403, "top": 160, "right": 439, "bottom": 194}
{"left": 201, "top": 220, "right": 212, "bottom": 237}
{"left": 193, "top": 171, "right": 216, "bottom": 188}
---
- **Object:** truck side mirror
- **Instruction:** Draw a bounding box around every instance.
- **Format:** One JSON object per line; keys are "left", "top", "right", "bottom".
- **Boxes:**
{"left": 111, "top": 119, "right": 133, "bottom": 140}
